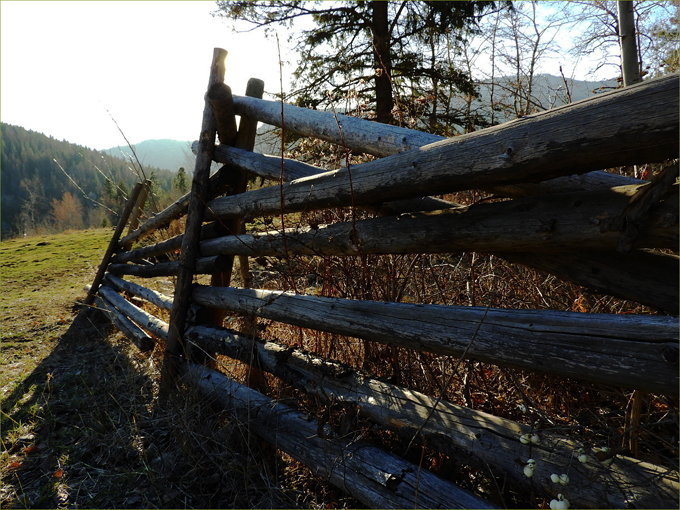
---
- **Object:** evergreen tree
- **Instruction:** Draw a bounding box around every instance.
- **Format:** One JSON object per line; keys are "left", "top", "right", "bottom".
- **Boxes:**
{"left": 148, "top": 171, "right": 164, "bottom": 202}
{"left": 214, "top": 1, "right": 502, "bottom": 131}
{"left": 172, "top": 167, "right": 190, "bottom": 194}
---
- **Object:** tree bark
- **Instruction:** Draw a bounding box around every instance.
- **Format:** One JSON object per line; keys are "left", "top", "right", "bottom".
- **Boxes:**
{"left": 190, "top": 286, "right": 679, "bottom": 394}
{"left": 618, "top": 0, "right": 641, "bottom": 86}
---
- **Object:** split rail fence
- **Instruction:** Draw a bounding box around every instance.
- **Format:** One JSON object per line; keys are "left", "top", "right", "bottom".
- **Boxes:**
{"left": 84, "top": 48, "right": 679, "bottom": 508}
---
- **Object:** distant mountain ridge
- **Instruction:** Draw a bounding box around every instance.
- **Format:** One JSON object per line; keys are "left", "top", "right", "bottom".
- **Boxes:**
{"left": 102, "top": 139, "right": 195, "bottom": 172}
{"left": 474, "top": 74, "right": 619, "bottom": 122}
{"left": 0, "top": 123, "right": 176, "bottom": 238}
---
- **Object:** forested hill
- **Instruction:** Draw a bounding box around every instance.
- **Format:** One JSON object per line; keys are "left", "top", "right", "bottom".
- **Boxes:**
{"left": 1, "top": 123, "right": 177, "bottom": 239}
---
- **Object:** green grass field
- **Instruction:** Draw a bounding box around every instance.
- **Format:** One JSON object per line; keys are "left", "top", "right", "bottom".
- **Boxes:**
{"left": 0, "top": 229, "right": 305, "bottom": 508}
{"left": 1, "top": 229, "right": 112, "bottom": 395}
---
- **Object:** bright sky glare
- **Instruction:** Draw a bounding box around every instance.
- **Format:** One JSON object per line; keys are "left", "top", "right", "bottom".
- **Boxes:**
{"left": 1, "top": 1, "right": 618, "bottom": 151}
{"left": 1, "top": 1, "right": 295, "bottom": 150}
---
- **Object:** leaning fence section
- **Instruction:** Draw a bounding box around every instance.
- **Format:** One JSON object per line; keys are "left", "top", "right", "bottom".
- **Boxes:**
{"left": 85, "top": 48, "right": 680, "bottom": 509}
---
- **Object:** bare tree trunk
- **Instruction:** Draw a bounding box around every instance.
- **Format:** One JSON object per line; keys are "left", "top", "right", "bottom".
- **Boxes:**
{"left": 372, "top": 0, "right": 394, "bottom": 124}
{"left": 618, "top": 0, "right": 642, "bottom": 86}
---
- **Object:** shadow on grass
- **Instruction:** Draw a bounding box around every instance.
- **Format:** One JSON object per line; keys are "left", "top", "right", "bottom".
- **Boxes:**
{"left": 2, "top": 307, "right": 166, "bottom": 508}
{"left": 1, "top": 307, "right": 297, "bottom": 509}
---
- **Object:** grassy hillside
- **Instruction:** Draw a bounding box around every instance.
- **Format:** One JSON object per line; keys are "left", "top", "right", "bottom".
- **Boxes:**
{"left": 0, "top": 230, "right": 333, "bottom": 508}
{"left": 1, "top": 229, "right": 112, "bottom": 392}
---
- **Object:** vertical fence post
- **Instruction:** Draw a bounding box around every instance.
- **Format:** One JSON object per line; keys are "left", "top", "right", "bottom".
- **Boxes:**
{"left": 207, "top": 78, "right": 265, "bottom": 313}
{"left": 234, "top": 78, "right": 265, "bottom": 289}
{"left": 160, "top": 48, "right": 228, "bottom": 390}
{"left": 121, "top": 179, "right": 151, "bottom": 251}
{"left": 205, "top": 78, "right": 267, "bottom": 387}
{"left": 84, "top": 181, "right": 146, "bottom": 306}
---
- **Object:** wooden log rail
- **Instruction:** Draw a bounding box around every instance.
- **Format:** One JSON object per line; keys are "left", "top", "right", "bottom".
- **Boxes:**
{"left": 111, "top": 221, "right": 231, "bottom": 265}
{"left": 184, "top": 324, "right": 680, "bottom": 509}
{"left": 85, "top": 273, "right": 679, "bottom": 508}
{"left": 190, "top": 285, "right": 679, "bottom": 394}
{"left": 103, "top": 273, "right": 173, "bottom": 311}
{"left": 206, "top": 139, "right": 643, "bottom": 198}
{"left": 89, "top": 275, "right": 678, "bottom": 396}
{"left": 97, "top": 284, "right": 169, "bottom": 341}
{"left": 226, "top": 87, "right": 646, "bottom": 202}
{"left": 117, "top": 158, "right": 243, "bottom": 250}
{"left": 500, "top": 249, "right": 678, "bottom": 314}
{"left": 108, "top": 255, "right": 235, "bottom": 278}
{"left": 121, "top": 132, "right": 676, "bottom": 316}
{"left": 84, "top": 181, "right": 147, "bottom": 305}
{"left": 85, "top": 53, "right": 679, "bottom": 508}
{"left": 183, "top": 362, "right": 497, "bottom": 509}
{"left": 123, "top": 83, "right": 674, "bottom": 314}
{"left": 113, "top": 166, "right": 678, "bottom": 312}
{"left": 232, "top": 95, "right": 443, "bottom": 157}
{"left": 92, "top": 293, "right": 155, "bottom": 352}
{"left": 205, "top": 74, "right": 679, "bottom": 222}
{"left": 198, "top": 185, "right": 678, "bottom": 256}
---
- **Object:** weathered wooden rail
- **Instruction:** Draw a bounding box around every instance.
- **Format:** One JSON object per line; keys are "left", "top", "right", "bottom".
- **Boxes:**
{"left": 86, "top": 48, "right": 679, "bottom": 508}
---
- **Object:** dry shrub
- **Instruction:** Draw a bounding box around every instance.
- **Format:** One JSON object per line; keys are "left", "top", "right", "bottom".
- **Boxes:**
{"left": 120, "top": 134, "right": 676, "bottom": 507}
{"left": 219, "top": 148, "right": 678, "bottom": 501}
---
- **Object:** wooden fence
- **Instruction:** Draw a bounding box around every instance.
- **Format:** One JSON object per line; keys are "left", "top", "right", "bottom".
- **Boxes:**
{"left": 85, "top": 48, "right": 679, "bottom": 508}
